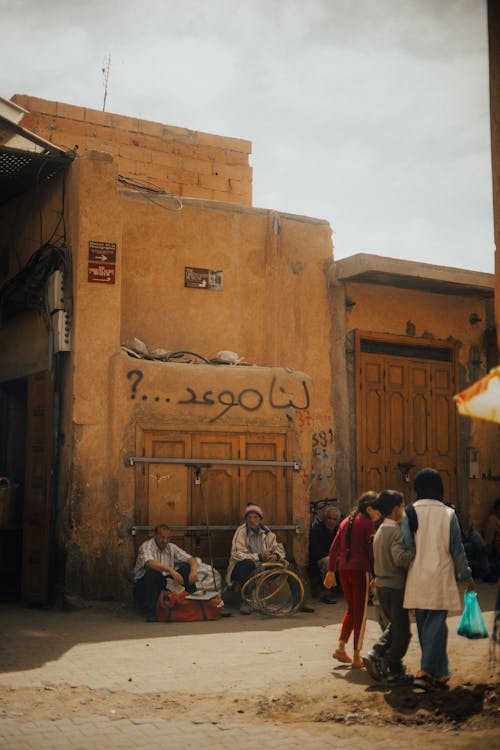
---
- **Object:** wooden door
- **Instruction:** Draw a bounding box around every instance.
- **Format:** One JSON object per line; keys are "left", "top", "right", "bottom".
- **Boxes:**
{"left": 357, "top": 336, "right": 458, "bottom": 505}
{"left": 21, "top": 371, "right": 54, "bottom": 603}
{"left": 136, "top": 429, "right": 289, "bottom": 565}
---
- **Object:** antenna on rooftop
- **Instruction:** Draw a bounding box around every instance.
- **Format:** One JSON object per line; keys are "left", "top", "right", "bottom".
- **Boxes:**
{"left": 102, "top": 53, "right": 111, "bottom": 112}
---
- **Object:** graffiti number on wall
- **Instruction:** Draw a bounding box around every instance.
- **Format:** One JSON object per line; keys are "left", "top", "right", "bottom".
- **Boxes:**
{"left": 312, "top": 428, "right": 334, "bottom": 449}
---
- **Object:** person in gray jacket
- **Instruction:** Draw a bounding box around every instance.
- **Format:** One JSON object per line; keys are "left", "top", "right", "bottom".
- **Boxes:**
{"left": 363, "top": 490, "right": 415, "bottom": 686}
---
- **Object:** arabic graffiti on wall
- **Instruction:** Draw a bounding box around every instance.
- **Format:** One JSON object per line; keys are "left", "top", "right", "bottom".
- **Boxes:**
{"left": 126, "top": 370, "right": 310, "bottom": 423}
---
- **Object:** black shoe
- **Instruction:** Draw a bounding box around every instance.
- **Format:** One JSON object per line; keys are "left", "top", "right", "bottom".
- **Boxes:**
{"left": 363, "top": 653, "right": 385, "bottom": 682}
{"left": 146, "top": 615, "right": 159, "bottom": 622}
{"left": 300, "top": 604, "right": 315, "bottom": 613}
{"left": 319, "top": 592, "right": 337, "bottom": 604}
{"left": 387, "top": 672, "right": 413, "bottom": 687}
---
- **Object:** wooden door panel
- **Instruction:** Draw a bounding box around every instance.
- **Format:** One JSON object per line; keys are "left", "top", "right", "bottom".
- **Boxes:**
{"left": 408, "top": 363, "right": 431, "bottom": 460}
{"left": 357, "top": 342, "right": 457, "bottom": 506}
{"left": 191, "top": 434, "right": 240, "bottom": 524}
{"left": 21, "top": 371, "right": 53, "bottom": 604}
{"left": 141, "top": 434, "right": 191, "bottom": 532}
{"left": 410, "top": 393, "right": 429, "bottom": 456}
{"left": 364, "top": 467, "right": 384, "bottom": 492}
{"left": 431, "top": 363, "right": 457, "bottom": 501}
{"left": 358, "top": 358, "right": 385, "bottom": 494}
{"left": 242, "top": 436, "right": 286, "bottom": 523}
{"left": 388, "top": 390, "right": 405, "bottom": 455}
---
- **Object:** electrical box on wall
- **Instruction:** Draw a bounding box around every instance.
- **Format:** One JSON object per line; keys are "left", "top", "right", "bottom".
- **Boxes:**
{"left": 47, "top": 270, "right": 65, "bottom": 312}
{"left": 52, "top": 310, "right": 71, "bottom": 352}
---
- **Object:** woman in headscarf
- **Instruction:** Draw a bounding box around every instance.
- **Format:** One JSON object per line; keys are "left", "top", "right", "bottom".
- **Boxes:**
{"left": 401, "top": 467, "right": 474, "bottom": 690}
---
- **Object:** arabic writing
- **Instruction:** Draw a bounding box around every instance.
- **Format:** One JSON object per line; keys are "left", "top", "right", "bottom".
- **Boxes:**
{"left": 126, "top": 370, "right": 310, "bottom": 422}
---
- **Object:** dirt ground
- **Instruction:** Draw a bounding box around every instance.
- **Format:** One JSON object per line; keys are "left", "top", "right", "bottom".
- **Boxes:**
{"left": 0, "top": 581, "right": 498, "bottom": 748}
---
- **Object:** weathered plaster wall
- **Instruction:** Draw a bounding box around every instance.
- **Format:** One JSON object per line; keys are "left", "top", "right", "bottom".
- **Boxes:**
{"left": 59, "top": 151, "right": 334, "bottom": 597}
{"left": 345, "top": 281, "right": 489, "bottom": 365}
{"left": 59, "top": 152, "right": 124, "bottom": 597}
{"left": 11, "top": 94, "right": 252, "bottom": 206}
{"left": 118, "top": 191, "right": 335, "bottom": 501}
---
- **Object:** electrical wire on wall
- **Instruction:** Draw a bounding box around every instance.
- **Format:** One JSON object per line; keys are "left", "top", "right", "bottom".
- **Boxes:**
{"left": 118, "top": 174, "right": 183, "bottom": 212}
{"left": 0, "top": 162, "right": 73, "bottom": 330}
{"left": 0, "top": 242, "right": 71, "bottom": 329}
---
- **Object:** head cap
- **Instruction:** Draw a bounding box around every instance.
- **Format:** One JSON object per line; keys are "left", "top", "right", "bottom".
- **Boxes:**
{"left": 244, "top": 503, "right": 264, "bottom": 519}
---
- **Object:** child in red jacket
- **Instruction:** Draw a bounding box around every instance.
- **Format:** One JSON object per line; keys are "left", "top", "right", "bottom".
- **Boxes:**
{"left": 324, "top": 491, "right": 381, "bottom": 667}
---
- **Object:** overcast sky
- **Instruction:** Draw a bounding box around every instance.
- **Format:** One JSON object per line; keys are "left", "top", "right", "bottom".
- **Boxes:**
{"left": 1, "top": 0, "right": 494, "bottom": 272}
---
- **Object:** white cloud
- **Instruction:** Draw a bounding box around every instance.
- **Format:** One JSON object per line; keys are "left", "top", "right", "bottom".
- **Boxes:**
{"left": 0, "top": 0, "right": 494, "bottom": 272}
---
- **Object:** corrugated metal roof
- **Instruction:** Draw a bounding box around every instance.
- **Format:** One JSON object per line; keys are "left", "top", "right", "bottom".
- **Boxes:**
{"left": 0, "top": 96, "right": 75, "bottom": 204}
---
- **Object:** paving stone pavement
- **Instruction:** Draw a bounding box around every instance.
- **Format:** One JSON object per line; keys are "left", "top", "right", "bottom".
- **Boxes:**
{"left": 0, "top": 583, "right": 498, "bottom": 749}
{"left": 0, "top": 715, "right": 381, "bottom": 750}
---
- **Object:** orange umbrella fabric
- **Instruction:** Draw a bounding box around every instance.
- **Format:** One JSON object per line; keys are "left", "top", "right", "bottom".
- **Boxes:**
{"left": 454, "top": 366, "right": 500, "bottom": 425}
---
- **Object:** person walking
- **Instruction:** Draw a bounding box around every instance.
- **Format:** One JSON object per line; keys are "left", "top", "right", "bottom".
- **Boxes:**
{"left": 363, "top": 490, "right": 414, "bottom": 686}
{"left": 401, "top": 467, "right": 474, "bottom": 690}
{"left": 324, "top": 491, "right": 380, "bottom": 668}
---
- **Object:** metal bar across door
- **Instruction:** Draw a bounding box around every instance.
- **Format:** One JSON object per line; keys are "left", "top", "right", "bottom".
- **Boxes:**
{"left": 130, "top": 522, "right": 305, "bottom": 535}
{"left": 125, "top": 452, "right": 301, "bottom": 471}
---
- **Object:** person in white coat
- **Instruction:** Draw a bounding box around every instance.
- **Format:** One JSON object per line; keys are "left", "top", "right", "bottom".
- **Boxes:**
{"left": 401, "top": 468, "right": 474, "bottom": 690}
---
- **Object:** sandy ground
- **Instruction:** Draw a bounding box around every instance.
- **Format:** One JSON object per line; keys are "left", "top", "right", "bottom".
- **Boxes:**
{"left": 0, "top": 581, "right": 498, "bottom": 748}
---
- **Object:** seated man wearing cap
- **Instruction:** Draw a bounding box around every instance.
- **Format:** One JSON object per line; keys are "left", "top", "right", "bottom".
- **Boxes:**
{"left": 226, "top": 503, "right": 314, "bottom": 614}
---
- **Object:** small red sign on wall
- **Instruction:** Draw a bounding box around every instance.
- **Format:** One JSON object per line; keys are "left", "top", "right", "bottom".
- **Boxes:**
{"left": 88, "top": 241, "right": 116, "bottom": 284}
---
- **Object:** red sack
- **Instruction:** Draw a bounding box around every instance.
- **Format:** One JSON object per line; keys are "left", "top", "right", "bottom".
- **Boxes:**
{"left": 156, "top": 590, "right": 223, "bottom": 622}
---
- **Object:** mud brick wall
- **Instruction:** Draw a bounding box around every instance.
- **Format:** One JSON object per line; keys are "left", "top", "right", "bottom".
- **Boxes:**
{"left": 12, "top": 94, "right": 252, "bottom": 205}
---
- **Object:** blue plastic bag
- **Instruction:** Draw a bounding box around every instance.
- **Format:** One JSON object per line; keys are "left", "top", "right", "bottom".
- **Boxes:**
{"left": 457, "top": 590, "right": 489, "bottom": 639}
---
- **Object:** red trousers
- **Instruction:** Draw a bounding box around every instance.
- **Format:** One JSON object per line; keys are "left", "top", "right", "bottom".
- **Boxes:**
{"left": 338, "top": 569, "right": 370, "bottom": 651}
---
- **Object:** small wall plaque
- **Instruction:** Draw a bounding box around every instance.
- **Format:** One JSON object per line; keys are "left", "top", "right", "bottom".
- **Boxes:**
{"left": 184, "top": 266, "right": 223, "bottom": 291}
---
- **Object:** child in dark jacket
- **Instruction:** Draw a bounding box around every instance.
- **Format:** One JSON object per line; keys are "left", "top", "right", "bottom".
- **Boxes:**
{"left": 363, "top": 490, "right": 415, "bottom": 686}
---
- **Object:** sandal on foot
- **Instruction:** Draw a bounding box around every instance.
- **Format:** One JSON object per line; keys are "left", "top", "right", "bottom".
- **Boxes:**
{"left": 433, "top": 676, "right": 450, "bottom": 690}
{"left": 333, "top": 649, "right": 352, "bottom": 664}
{"left": 351, "top": 657, "right": 364, "bottom": 669}
{"left": 414, "top": 671, "right": 433, "bottom": 691}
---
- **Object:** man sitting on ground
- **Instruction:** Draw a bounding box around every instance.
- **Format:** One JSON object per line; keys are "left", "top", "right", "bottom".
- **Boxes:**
{"left": 309, "top": 506, "right": 341, "bottom": 603}
{"left": 133, "top": 524, "right": 198, "bottom": 622}
{"left": 226, "top": 503, "right": 314, "bottom": 614}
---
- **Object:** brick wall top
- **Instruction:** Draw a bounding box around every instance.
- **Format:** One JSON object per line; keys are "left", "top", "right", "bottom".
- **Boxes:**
{"left": 11, "top": 94, "right": 253, "bottom": 206}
